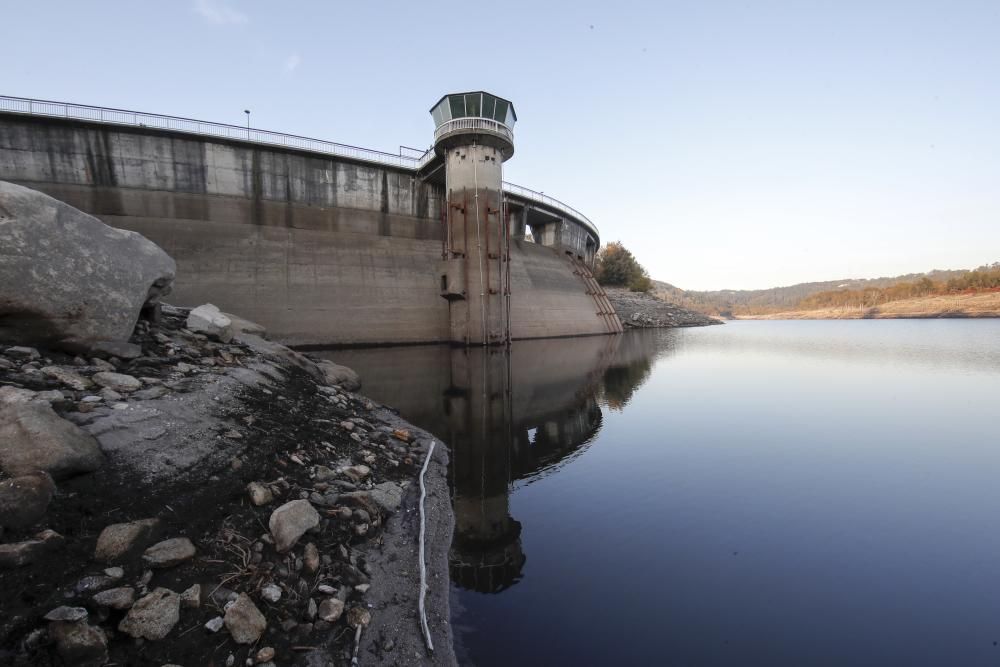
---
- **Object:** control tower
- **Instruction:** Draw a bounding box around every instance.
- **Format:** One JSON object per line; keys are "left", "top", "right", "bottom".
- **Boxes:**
{"left": 431, "top": 92, "right": 517, "bottom": 346}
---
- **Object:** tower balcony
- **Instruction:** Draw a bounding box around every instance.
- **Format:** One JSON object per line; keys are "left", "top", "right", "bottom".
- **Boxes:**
{"left": 430, "top": 91, "right": 516, "bottom": 160}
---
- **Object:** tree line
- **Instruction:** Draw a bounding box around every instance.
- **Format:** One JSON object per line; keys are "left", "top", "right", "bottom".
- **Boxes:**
{"left": 797, "top": 263, "right": 1000, "bottom": 311}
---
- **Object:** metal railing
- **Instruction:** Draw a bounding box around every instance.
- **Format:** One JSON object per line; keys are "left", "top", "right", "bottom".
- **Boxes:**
{"left": 433, "top": 116, "right": 514, "bottom": 145}
{"left": 0, "top": 95, "right": 418, "bottom": 170}
{"left": 0, "top": 94, "right": 598, "bottom": 237}
{"left": 501, "top": 182, "right": 599, "bottom": 239}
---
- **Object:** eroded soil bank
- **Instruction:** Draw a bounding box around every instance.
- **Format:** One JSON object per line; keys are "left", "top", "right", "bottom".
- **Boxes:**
{"left": 0, "top": 307, "right": 455, "bottom": 667}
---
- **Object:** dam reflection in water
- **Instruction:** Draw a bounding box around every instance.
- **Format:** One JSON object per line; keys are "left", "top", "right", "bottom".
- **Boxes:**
{"left": 325, "top": 322, "right": 1000, "bottom": 666}
{"left": 329, "top": 331, "right": 672, "bottom": 595}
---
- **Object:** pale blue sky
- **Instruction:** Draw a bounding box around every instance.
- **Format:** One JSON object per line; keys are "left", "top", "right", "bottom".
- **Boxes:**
{"left": 5, "top": 0, "right": 998, "bottom": 290}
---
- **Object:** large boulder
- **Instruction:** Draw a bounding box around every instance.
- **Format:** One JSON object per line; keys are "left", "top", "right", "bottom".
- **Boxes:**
{"left": 234, "top": 333, "right": 325, "bottom": 383}
{"left": 186, "top": 304, "right": 235, "bottom": 342}
{"left": 223, "top": 311, "right": 266, "bottom": 337}
{"left": 316, "top": 360, "right": 361, "bottom": 391}
{"left": 0, "top": 471, "right": 56, "bottom": 529}
{"left": 0, "top": 181, "right": 175, "bottom": 350}
{"left": 0, "top": 402, "right": 104, "bottom": 480}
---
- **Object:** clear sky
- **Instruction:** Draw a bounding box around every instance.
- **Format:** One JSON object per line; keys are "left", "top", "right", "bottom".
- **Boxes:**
{"left": 5, "top": 0, "right": 998, "bottom": 290}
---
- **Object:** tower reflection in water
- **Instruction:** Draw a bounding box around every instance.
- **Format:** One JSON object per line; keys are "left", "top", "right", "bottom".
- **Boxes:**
{"left": 324, "top": 330, "right": 673, "bottom": 594}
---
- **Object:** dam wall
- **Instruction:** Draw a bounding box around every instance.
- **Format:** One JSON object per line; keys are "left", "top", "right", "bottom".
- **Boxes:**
{"left": 0, "top": 104, "right": 617, "bottom": 345}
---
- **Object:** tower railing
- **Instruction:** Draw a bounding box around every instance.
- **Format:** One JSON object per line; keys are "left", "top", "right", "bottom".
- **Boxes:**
{"left": 0, "top": 94, "right": 598, "bottom": 238}
{"left": 432, "top": 117, "right": 514, "bottom": 145}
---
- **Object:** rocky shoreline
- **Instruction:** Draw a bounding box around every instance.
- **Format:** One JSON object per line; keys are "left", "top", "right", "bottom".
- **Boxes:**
{"left": 0, "top": 306, "right": 456, "bottom": 667}
{"left": 0, "top": 182, "right": 456, "bottom": 666}
{"left": 604, "top": 287, "right": 723, "bottom": 328}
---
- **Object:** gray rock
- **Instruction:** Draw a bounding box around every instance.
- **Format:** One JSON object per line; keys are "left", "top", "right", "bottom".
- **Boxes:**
{"left": 44, "top": 606, "right": 89, "bottom": 622}
{"left": 0, "top": 386, "right": 39, "bottom": 405}
{"left": 75, "top": 575, "right": 115, "bottom": 595}
{"left": 92, "top": 586, "right": 135, "bottom": 610}
{"left": 40, "top": 366, "right": 92, "bottom": 391}
{"left": 103, "top": 566, "right": 124, "bottom": 579}
{"left": 180, "top": 583, "right": 201, "bottom": 608}
{"left": 316, "top": 360, "right": 361, "bottom": 391}
{"left": 0, "top": 181, "right": 175, "bottom": 349}
{"left": 90, "top": 341, "right": 142, "bottom": 360}
{"left": 205, "top": 616, "right": 225, "bottom": 633}
{"left": 142, "top": 537, "right": 196, "bottom": 568}
{"left": 92, "top": 371, "right": 142, "bottom": 393}
{"left": 260, "top": 583, "right": 282, "bottom": 603}
{"left": 303, "top": 542, "right": 320, "bottom": 574}
{"left": 368, "top": 482, "right": 404, "bottom": 514}
{"left": 187, "top": 304, "right": 235, "bottom": 343}
{"left": 49, "top": 619, "right": 108, "bottom": 667}
{"left": 0, "top": 471, "right": 56, "bottom": 529}
{"left": 313, "top": 465, "right": 336, "bottom": 482}
{"left": 338, "top": 465, "right": 370, "bottom": 483}
{"left": 317, "top": 598, "right": 344, "bottom": 623}
{"left": 269, "top": 500, "right": 320, "bottom": 553}
{"left": 5, "top": 346, "right": 40, "bottom": 360}
{"left": 0, "top": 529, "right": 63, "bottom": 568}
{"left": 0, "top": 403, "right": 103, "bottom": 479}
{"left": 90, "top": 358, "right": 115, "bottom": 371}
{"left": 233, "top": 333, "right": 326, "bottom": 384}
{"left": 94, "top": 518, "right": 161, "bottom": 562}
{"left": 33, "top": 389, "right": 65, "bottom": 404}
{"left": 132, "top": 385, "right": 170, "bottom": 400}
{"left": 118, "top": 587, "right": 181, "bottom": 640}
{"left": 99, "top": 388, "right": 123, "bottom": 402}
{"left": 247, "top": 481, "right": 274, "bottom": 506}
{"left": 224, "top": 593, "right": 267, "bottom": 644}
{"left": 223, "top": 312, "right": 267, "bottom": 337}
{"left": 346, "top": 606, "right": 371, "bottom": 629}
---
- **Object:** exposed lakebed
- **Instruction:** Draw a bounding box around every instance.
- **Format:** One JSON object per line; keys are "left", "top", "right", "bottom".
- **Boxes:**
{"left": 331, "top": 320, "right": 1000, "bottom": 666}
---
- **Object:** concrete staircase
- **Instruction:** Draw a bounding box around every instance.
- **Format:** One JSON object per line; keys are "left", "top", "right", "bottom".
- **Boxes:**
{"left": 567, "top": 255, "right": 624, "bottom": 335}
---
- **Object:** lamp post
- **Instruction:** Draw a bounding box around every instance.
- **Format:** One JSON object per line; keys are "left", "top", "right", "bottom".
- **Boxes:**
{"left": 244, "top": 109, "right": 250, "bottom": 139}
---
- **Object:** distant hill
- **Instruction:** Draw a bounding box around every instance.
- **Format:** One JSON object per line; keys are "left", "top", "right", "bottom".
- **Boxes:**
{"left": 653, "top": 268, "right": 978, "bottom": 318}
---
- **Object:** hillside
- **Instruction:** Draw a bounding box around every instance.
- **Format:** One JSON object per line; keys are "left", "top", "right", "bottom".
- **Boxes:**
{"left": 653, "top": 267, "right": 986, "bottom": 318}
{"left": 740, "top": 290, "right": 1000, "bottom": 320}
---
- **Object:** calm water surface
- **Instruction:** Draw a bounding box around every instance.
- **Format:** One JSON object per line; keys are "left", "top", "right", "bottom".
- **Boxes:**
{"left": 334, "top": 320, "right": 1000, "bottom": 666}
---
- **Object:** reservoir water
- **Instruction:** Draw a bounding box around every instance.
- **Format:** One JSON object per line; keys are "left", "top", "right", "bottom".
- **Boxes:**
{"left": 332, "top": 320, "right": 1000, "bottom": 666}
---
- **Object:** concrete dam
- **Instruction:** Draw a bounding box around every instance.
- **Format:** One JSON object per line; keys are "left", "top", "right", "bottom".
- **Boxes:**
{"left": 0, "top": 92, "right": 623, "bottom": 346}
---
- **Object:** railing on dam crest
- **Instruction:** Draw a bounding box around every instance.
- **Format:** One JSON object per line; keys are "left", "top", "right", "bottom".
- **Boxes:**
{"left": 0, "top": 94, "right": 598, "bottom": 238}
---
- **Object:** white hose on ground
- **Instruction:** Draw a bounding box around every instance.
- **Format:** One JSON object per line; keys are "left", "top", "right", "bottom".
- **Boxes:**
{"left": 418, "top": 440, "right": 437, "bottom": 653}
{"left": 351, "top": 624, "right": 362, "bottom": 666}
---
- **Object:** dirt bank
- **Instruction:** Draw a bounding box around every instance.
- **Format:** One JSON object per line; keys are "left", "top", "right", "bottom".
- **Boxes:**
{"left": 0, "top": 306, "right": 456, "bottom": 667}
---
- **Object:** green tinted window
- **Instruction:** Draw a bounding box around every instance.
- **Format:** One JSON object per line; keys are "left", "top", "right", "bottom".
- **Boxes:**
{"left": 449, "top": 95, "right": 465, "bottom": 118}
{"left": 482, "top": 94, "right": 497, "bottom": 120}
{"left": 464, "top": 92, "right": 481, "bottom": 117}
{"left": 494, "top": 100, "right": 508, "bottom": 123}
